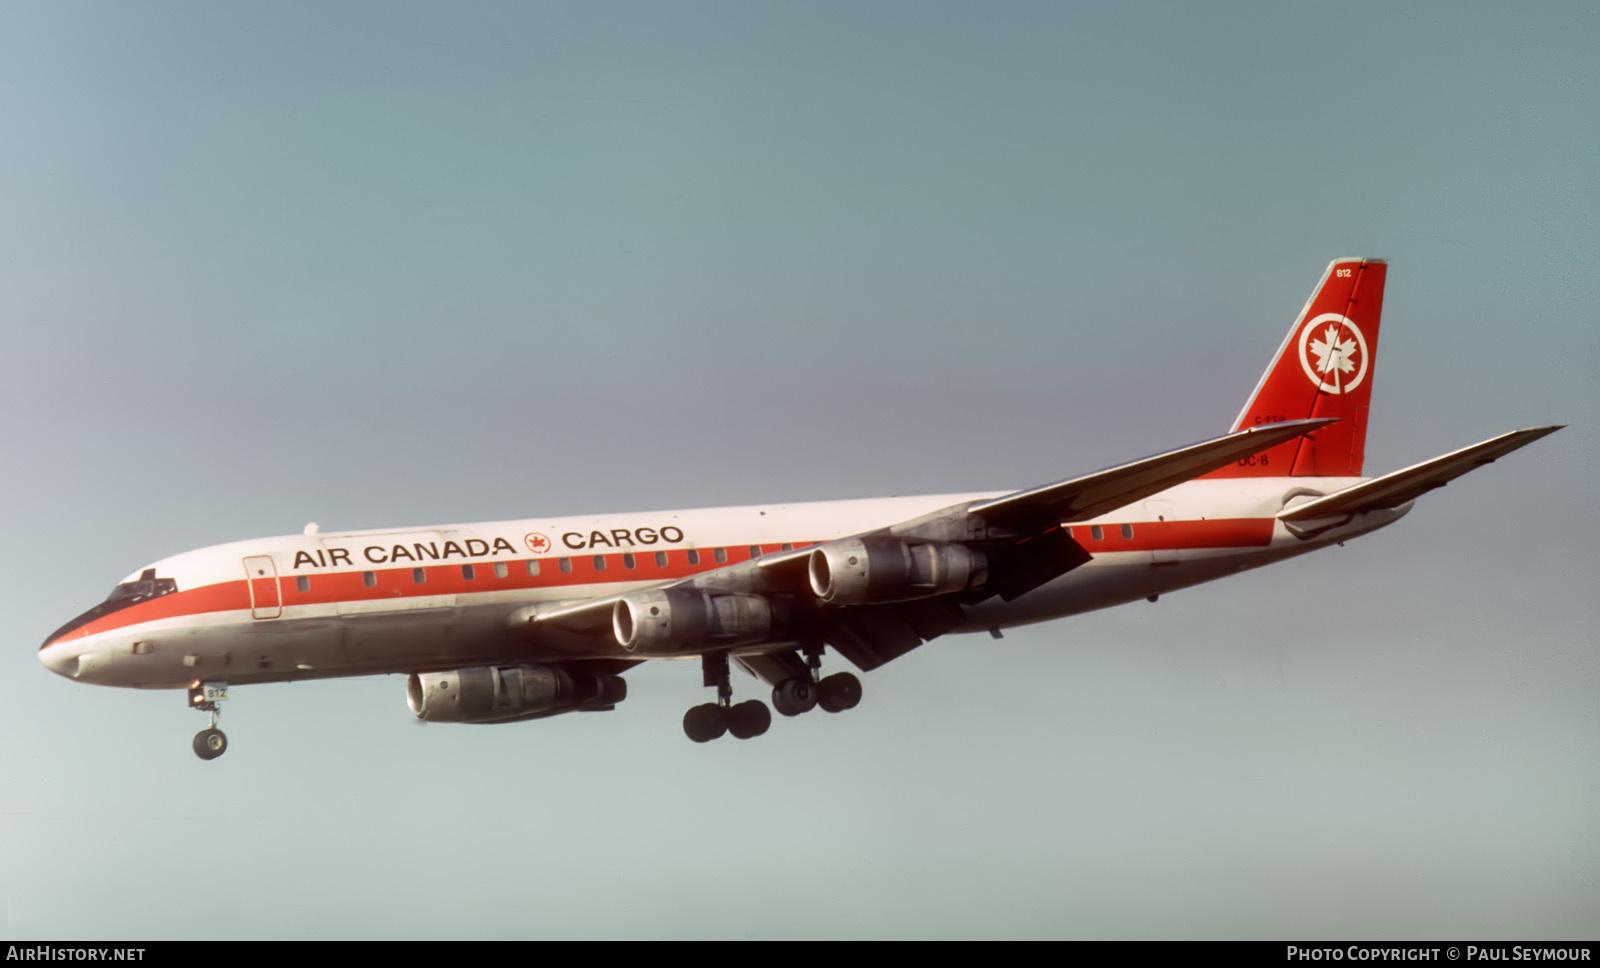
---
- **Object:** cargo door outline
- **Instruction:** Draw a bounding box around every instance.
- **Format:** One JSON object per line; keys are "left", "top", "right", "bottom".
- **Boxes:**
{"left": 244, "top": 556, "right": 283, "bottom": 619}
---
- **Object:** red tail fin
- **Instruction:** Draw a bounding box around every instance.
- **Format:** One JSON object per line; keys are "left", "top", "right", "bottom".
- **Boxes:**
{"left": 1205, "top": 258, "right": 1387, "bottom": 479}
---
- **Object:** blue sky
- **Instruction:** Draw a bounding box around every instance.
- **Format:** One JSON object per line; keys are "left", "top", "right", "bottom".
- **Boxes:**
{"left": 1, "top": 1, "right": 1595, "bottom": 939}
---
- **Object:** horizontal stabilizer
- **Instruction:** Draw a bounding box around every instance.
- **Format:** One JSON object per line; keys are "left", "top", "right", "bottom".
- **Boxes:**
{"left": 970, "top": 417, "right": 1335, "bottom": 525}
{"left": 1278, "top": 426, "right": 1563, "bottom": 521}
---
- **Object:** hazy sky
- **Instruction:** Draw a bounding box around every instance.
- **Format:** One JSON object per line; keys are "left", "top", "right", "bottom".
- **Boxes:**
{"left": 1, "top": 1, "right": 1595, "bottom": 940}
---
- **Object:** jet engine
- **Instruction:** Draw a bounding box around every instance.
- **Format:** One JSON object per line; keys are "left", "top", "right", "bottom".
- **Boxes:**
{"left": 808, "top": 536, "right": 986, "bottom": 605}
{"left": 612, "top": 588, "right": 776, "bottom": 654}
{"left": 407, "top": 663, "right": 626, "bottom": 724}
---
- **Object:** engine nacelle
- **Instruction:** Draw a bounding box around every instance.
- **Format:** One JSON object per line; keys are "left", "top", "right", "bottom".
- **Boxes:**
{"left": 407, "top": 663, "right": 626, "bottom": 724}
{"left": 612, "top": 588, "right": 775, "bottom": 654}
{"left": 808, "top": 536, "right": 986, "bottom": 605}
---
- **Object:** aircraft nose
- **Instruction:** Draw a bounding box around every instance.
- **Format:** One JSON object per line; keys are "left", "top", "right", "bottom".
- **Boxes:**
{"left": 38, "top": 640, "right": 81, "bottom": 678}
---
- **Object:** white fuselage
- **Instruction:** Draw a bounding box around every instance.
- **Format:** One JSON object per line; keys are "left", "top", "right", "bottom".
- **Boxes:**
{"left": 38, "top": 476, "right": 1406, "bottom": 691}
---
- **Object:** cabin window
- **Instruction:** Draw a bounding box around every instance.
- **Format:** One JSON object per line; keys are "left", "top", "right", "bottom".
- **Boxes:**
{"left": 412, "top": 568, "right": 426, "bottom": 584}
{"left": 461, "top": 564, "right": 475, "bottom": 580}
{"left": 655, "top": 552, "right": 668, "bottom": 567}
{"left": 593, "top": 555, "right": 607, "bottom": 571}
{"left": 714, "top": 548, "right": 727, "bottom": 564}
{"left": 1121, "top": 524, "right": 1133, "bottom": 540}
{"left": 559, "top": 558, "right": 572, "bottom": 574}
{"left": 687, "top": 549, "right": 701, "bottom": 566}
{"left": 296, "top": 576, "right": 309, "bottom": 593}
{"left": 623, "top": 553, "right": 636, "bottom": 570}
{"left": 1091, "top": 526, "right": 1104, "bottom": 541}
{"left": 527, "top": 560, "right": 541, "bottom": 576}
{"left": 363, "top": 571, "right": 376, "bottom": 588}
{"left": 781, "top": 543, "right": 793, "bottom": 552}
{"left": 749, "top": 545, "right": 762, "bottom": 559}
{"left": 494, "top": 562, "right": 508, "bottom": 579}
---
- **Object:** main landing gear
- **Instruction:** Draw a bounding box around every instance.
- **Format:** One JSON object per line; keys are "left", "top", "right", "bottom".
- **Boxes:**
{"left": 683, "top": 653, "right": 771, "bottom": 743}
{"left": 682, "top": 648, "right": 862, "bottom": 743}
{"left": 188, "top": 682, "right": 229, "bottom": 760}
{"left": 771, "top": 645, "right": 861, "bottom": 717}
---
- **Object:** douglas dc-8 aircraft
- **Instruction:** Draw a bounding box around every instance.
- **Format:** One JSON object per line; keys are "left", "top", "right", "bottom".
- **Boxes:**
{"left": 40, "top": 259, "right": 1560, "bottom": 759}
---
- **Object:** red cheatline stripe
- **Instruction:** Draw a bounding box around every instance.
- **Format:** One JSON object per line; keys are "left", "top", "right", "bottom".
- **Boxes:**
{"left": 45, "top": 544, "right": 796, "bottom": 647}
{"left": 45, "top": 520, "right": 1275, "bottom": 647}
{"left": 1065, "top": 518, "right": 1273, "bottom": 552}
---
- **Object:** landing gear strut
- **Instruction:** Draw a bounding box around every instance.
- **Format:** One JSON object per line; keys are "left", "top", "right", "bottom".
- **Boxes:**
{"left": 683, "top": 653, "right": 771, "bottom": 743}
{"left": 188, "top": 682, "right": 229, "bottom": 760}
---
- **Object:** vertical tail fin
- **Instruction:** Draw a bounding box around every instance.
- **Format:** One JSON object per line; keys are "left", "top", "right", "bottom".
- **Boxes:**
{"left": 1205, "top": 257, "right": 1387, "bottom": 478}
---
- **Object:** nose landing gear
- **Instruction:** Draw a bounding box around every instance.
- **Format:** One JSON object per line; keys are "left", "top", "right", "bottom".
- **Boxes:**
{"left": 188, "top": 682, "right": 229, "bottom": 760}
{"left": 193, "top": 726, "right": 227, "bottom": 759}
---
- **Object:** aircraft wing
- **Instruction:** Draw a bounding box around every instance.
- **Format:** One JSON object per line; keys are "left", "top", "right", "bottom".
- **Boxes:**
{"left": 966, "top": 417, "right": 1336, "bottom": 526}
{"left": 1278, "top": 425, "right": 1563, "bottom": 522}
{"left": 527, "top": 418, "right": 1336, "bottom": 667}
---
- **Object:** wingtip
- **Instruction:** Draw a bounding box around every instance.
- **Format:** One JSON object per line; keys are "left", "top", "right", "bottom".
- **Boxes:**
{"left": 1511, "top": 424, "right": 1564, "bottom": 439}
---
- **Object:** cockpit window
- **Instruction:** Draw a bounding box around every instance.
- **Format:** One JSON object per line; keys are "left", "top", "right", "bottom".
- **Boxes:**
{"left": 105, "top": 569, "right": 178, "bottom": 605}
{"left": 43, "top": 568, "right": 180, "bottom": 648}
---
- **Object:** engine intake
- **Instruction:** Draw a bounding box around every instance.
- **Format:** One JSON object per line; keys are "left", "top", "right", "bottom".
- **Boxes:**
{"left": 407, "top": 663, "right": 626, "bottom": 724}
{"left": 612, "top": 588, "right": 776, "bottom": 654}
{"left": 808, "top": 536, "right": 985, "bottom": 605}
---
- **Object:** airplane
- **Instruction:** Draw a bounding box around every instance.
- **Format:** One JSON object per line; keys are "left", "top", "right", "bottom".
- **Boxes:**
{"left": 38, "top": 258, "right": 1561, "bottom": 759}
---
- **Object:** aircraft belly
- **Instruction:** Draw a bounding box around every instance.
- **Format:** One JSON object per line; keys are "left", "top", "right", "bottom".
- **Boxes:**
{"left": 960, "top": 540, "right": 1326, "bottom": 631}
{"left": 274, "top": 604, "right": 518, "bottom": 680}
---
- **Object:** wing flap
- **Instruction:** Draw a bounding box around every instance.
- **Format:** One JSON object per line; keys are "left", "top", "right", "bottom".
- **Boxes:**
{"left": 1278, "top": 426, "right": 1563, "bottom": 521}
{"left": 825, "top": 599, "right": 967, "bottom": 672}
{"left": 970, "top": 417, "right": 1336, "bottom": 525}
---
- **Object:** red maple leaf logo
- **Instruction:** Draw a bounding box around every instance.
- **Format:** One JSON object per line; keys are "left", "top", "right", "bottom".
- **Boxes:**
{"left": 524, "top": 532, "right": 551, "bottom": 554}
